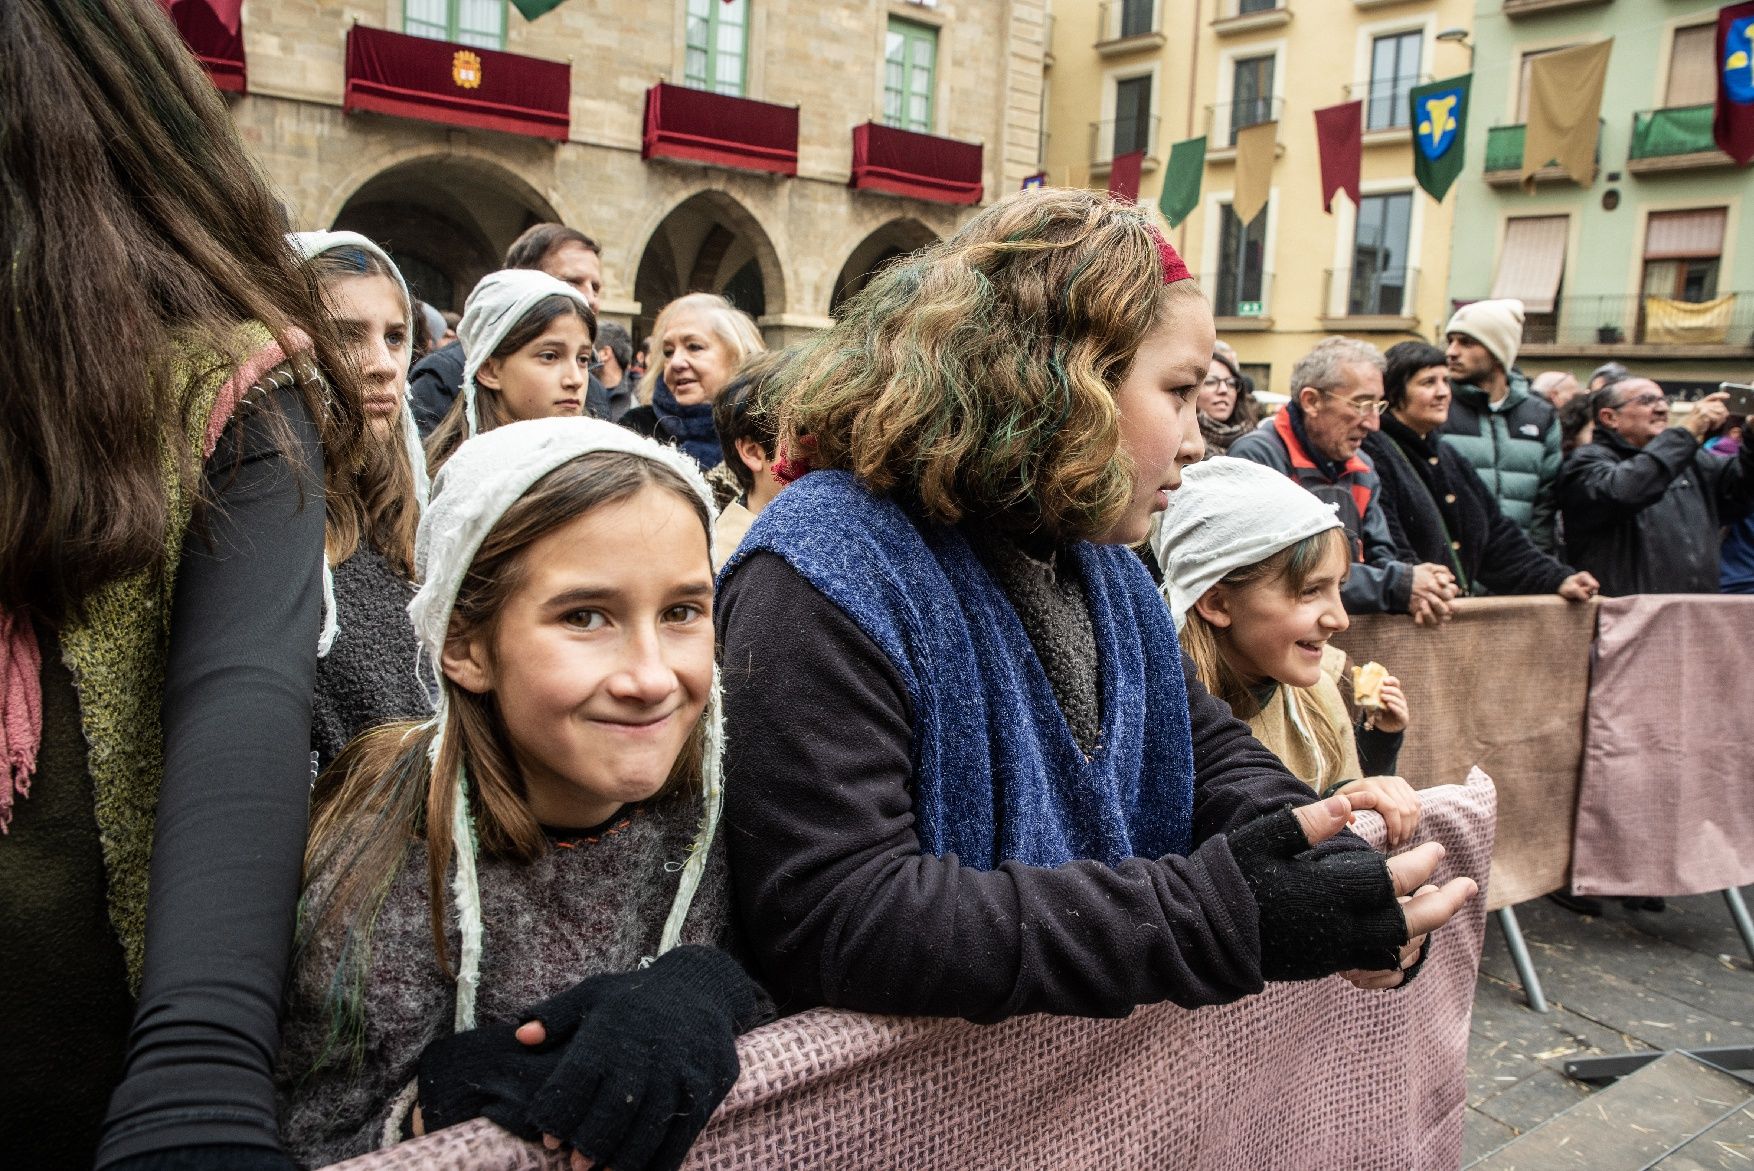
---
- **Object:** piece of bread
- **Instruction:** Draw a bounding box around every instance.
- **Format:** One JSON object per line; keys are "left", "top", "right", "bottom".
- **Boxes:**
{"left": 1352, "top": 661, "right": 1390, "bottom": 711}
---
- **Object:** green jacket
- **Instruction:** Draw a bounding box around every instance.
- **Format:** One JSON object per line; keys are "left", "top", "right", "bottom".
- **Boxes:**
{"left": 1437, "top": 372, "right": 1561, "bottom": 552}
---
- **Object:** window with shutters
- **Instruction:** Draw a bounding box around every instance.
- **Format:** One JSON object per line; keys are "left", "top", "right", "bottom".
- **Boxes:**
{"left": 1366, "top": 31, "right": 1421, "bottom": 131}
{"left": 685, "top": 0, "right": 749, "bottom": 97}
{"left": 884, "top": 18, "right": 937, "bottom": 133}
{"left": 1231, "top": 54, "right": 1275, "bottom": 144}
{"left": 1350, "top": 192, "right": 1413, "bottom": 316}
{"left": 1215, "top": 203, "right": 1268, "bottom": 318}
{"left": 1113, "top": 74, "right": 1153, "bottom": 156}
{"left": 1665, "top": 25, "right": 1716, "bottom": 108}
{"left": 405, "top": 0, "right": 505, "bottom": 50}
{"left": 1642, "top": 208, "right": 1726, "bottom": 302}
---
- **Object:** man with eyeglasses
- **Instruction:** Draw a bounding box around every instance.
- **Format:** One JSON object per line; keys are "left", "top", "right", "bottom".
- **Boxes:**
{"left": 1438, "top": 300, "right": 1564, "bottom": 554}
{"left": 1231, "top": 337, "right": 1459, "bottom": 623}
{"left": 1557, "top": 379, "right": 1754, "bottom": 595}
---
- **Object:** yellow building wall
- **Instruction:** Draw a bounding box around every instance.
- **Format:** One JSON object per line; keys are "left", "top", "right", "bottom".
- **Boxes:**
{"left": 1045, "top": 0, "right": 1473, "bottom": 394}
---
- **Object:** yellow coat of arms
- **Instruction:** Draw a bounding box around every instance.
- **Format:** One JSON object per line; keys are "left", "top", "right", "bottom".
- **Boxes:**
{"left": 452, "top": 50, "right": 483, "bottom": 89}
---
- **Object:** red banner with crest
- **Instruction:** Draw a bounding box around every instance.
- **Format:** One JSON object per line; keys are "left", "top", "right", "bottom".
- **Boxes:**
{"left": 344, "top": 25, "right": 570, "bottom": 142}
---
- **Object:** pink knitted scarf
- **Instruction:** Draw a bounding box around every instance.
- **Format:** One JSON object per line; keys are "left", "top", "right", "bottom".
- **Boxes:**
{"left": 0, "top": 337, "right": 291, "bottom": 832}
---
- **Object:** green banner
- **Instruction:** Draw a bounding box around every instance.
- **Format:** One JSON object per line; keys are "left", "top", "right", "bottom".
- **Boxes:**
{"left": 1409, "top": 74, "right": 1471, "bottom": 203}
{"left": 511, "top": 0, "right": 568, "bottom": 20}
{"left": 1157, "top": 136, "right": 1206, "bottom": 228}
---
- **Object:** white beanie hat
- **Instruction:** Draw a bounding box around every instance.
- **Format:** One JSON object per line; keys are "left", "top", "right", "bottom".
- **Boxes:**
{"left": 457, "top": 269, "right": 593, "bottom": 439}
{"left": 409, "top": 417, "right": 722, "bottom": 1032}
{"left": 1444, "top": 298, "right": 1525, "bottom": 375}
{"left": 287, "top": 230, "right": 430, "bottom": 654}
{"left": 1151, "top": 457, "right": 1344, "bottom": 628}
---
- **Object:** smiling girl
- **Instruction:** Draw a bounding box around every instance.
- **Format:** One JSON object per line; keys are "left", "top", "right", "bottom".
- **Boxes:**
{"left": 277, "top": 420, "right": 767, "bottom": 1170}
{"left": 1156, "top": 457, "right": 1421, "bottom": 847}
{"left": 426, "top": 270, "right": 597, "bottom": 472}
{"left": 620, "top": 293, "right": 764, "bottom": 470}
{"left": 718, "top": 189, "right": 1474, "bottom": 1021}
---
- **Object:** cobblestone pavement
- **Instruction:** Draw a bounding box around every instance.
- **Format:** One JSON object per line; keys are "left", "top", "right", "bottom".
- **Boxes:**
{"left": 1465, "top": 888, "right": 1754, "bottom": 1165}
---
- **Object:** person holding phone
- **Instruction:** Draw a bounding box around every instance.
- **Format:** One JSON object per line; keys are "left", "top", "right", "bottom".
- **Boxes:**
{"left": 1557, "top": 382, "right": 1754, "bottom": 595}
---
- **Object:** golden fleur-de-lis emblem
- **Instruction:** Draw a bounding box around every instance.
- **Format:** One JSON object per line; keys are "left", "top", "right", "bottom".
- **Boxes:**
{"left": 452, "top": 50, "right": 483, "bottom": 90}
{"left": 1419, "top": 94, "right": 1458, "bottom": 148}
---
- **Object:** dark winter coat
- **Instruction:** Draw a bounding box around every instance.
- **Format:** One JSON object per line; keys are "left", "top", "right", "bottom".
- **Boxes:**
{"left": 1364, "top": 415, "right": 1572, "bottom": 597}
{"left": 1438, "top": 373, "right": 1562, "bottom": 552}
{"left": 408, "top": 341, "right": 609, "bottom": 437}
{"left": 1557, "top": 425, "right": 1754, "bottom": 595}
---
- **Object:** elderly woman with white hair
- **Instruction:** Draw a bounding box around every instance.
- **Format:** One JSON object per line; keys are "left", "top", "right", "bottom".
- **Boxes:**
{"left": 620, "top": 293, "right": 765, "bottom": 470}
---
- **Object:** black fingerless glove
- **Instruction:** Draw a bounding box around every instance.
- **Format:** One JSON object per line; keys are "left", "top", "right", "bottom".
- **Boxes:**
{"left": 104, "top": 1145, "right": 296, "bottom": 1171}
{"left": 418, "top": 946, "right": 772, "bottom": 1171}
{"left": 1227, "top": 804, "right": 1409, "bottom": 981}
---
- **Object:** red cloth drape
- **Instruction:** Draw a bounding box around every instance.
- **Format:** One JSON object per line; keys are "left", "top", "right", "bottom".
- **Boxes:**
{"left": 344, "top": 26, "right": 570, "bottom": 141}
{"left": 1107, "top": 150, "right": 1144, "bottom": 202}
{"left": 157, "top": 0, "right": 245, "bottom": 92}
{"left": 642, "top": 83, "right": 799, "bottom": 176}
{"left": 1314, "top": 101, "right": 1362, "bottom": 213}
{"left": 849, "top": 123, "right": 983, "bottom": 205}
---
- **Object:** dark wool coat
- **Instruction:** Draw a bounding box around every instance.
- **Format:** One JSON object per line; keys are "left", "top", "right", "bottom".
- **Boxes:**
{"left": 1364, "top": 416, "right": 1572, "bottom": 597}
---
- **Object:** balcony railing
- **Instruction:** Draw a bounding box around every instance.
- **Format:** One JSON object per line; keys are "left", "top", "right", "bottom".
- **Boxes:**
{"left": 1207, "top": 97, "right": 1284, "bottom": 147}
{"left": 641, "top": 82, "right": 798, "bottom": 176}
{"left": 1503, "top": 0, "right": 1612, "bottom": 17}
{"left": 1628, "top": 104, "right": 1734, "bottom": 171}
{"left": 1325, "top": 267, "right": 1420, "bottom": 320}
{"left": 1096, "top": 0, "right": 1162, "bottom": 47}
{"left": 1089, "top": 115, "right": 1160, "bottom": 167}
{"left": 1201, "top": 271, "right": 1276, "bottom": 322}
{"left": 344, "top": 25, "right": 569, "bottom": 140}
{"left": 1344, "top": 74, "right": 1432, "bottom": 131}
{"left": 1482, "top": 121, "right": 1602, "bottom": 184}
{"left": 850, "top": 123, "right": 983, "bottom": 205}
{"left": 1519, "top": 293, "right": 1754, "bottom": 349}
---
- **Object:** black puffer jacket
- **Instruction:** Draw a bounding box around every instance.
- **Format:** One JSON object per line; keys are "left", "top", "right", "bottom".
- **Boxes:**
{"left": 1365, "top": 416, "right": 1572, "bottom": 597}
{"left": 1557, "top": 425, "right": 1754, "bottom": 595}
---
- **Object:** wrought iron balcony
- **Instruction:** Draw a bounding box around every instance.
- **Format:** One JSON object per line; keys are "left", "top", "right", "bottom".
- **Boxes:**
{"left": 1206, "top": 97, "right": 1285, "bottom": 148}
{"left": 1095, "top": 0, "right": 1164, "bottom": 52}
{"left": 1517, "top": 293, "right": 1753, "bottom": 352}
{"left": 1628, "top": 105, "right": 1734, "bottom": 173}
{"left": 1482, "top": 121, "right": 1602, "bottom": 185}
{"left": 1088, "top": 115, "right": 1160, "bottom": 168}
{"left": 1343, "top": 75, "right": 1432, "bottom": 132}
{"left": 1323, "top": 267, "right": 1421, "bottom": 323}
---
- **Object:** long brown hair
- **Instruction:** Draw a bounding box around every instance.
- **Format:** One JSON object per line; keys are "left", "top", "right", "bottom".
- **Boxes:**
{"left": 299, "top": 452, "right": 711, "bottom": 1046}
{"left": 0, "top": 0, "right": 365, "bottom": 627}
{"left": 771, "top": 188, "right": 1198, "bottom": 542}
{"left": 306, "top": 247, "right": 420, "bottom": 578}
{"left": 423, "top": 295, "right": 596, "bottom": 474}
{"left": 1181, "top": 528, "right": 1352, "bottom": 770}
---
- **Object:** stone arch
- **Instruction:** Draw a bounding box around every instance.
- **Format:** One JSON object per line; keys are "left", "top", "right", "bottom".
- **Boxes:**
{"left": 631, "top": 189, "right": 787, "bottom": 341}
{"left": 328, "top": 154, "right": 563, "bottom": 312}
{"left": 829, "top": 218, "right": 942, "bottom": 316}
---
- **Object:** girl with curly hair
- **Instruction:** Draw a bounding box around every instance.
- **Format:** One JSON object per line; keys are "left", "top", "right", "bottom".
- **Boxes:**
{"left": 716, "top": 188, "right": 1475, "bottom": 1021}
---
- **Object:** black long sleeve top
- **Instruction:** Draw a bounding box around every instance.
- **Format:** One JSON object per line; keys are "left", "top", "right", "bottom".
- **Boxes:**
{"left": 96, "top": 388, "right": 324, "bottom": 1165}
{"left": 717, "top": 551, "right": 1368, "bottom": 1024}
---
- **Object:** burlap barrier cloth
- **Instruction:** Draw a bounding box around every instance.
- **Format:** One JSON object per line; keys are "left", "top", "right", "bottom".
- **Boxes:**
{"left": 1340, "top": 596, "right": 1595, "bottom": 910}
{"left": 1571, "top": 594, "right": 1754, "bottom": 898}
{"left": 324, "top": 771, "right": 1495, "bottom": 1171}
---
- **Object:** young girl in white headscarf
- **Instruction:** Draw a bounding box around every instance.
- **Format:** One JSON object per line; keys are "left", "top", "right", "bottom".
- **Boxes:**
{"left": 276, "top": 419, "right": 768, "bottom": 1171}
{"left": 1154, "top": 457, "right": 1421, "bottom": 847}
{"left": 290, "top": 231, "right": 433, "bottom": 770}
{"left": 424, "top": 270, "right": 597, "bottom": 473}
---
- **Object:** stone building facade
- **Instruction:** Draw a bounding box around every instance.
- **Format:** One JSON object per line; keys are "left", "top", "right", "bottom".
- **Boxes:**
{"left": 189, "top": 0, "right": 1048, "bottom": 345}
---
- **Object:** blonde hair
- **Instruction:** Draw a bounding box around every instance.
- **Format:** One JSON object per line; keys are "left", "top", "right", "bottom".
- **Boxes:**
{"left": 638, "top": 292, "right": 766, "bottom": 405}
{"left": 1181, "top": 528, "right": 1352, "bottom": 773}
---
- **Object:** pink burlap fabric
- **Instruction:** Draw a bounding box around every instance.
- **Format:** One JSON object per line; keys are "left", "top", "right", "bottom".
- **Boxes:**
{"left": 324, "top": 772, "right": 1495, "bottom": 1171}
{"left": 1340, "top": 597, "right": 1595, "bottom": 910}
{"left": 1571, "top": 594, "right": 1754, "bottom": 898}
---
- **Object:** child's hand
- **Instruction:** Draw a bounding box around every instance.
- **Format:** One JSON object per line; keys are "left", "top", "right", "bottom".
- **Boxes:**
{"left": 1339, "top": 775, "right": 1420, "bottom": 849}
{"left": 1364, "top": 674, "right": 1408, "bottom": 734}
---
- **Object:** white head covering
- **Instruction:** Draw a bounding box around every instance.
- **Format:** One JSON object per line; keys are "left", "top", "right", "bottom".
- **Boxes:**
{"left": 287, "top": 230, "right": 431, "bottom": 655}
{"left": 1151, "top": 457, "right": 1344, "bottom": 628}
{"left": 409, "top": 417, "right": 721, "bottom": 1032}
{"left": 456, "top": 269, "right": 593, "bottom": 440}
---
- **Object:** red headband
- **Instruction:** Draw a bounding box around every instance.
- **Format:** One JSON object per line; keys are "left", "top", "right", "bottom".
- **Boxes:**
{"left": 1150, "top": 227, "right": 1192, "bottom": 285}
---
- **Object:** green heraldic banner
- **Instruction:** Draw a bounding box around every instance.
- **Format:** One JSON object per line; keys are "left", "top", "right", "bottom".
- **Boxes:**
{"left": 1410, "top": 74, "right": 1471, "bottom": 202}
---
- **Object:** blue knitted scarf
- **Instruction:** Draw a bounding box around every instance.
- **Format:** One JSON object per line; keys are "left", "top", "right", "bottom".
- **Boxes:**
{"left": 650, "top": 378, "right": 721, "bottom": 470}
{"left": 726, "top": 472, "right": 1195, "bottom": 869}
